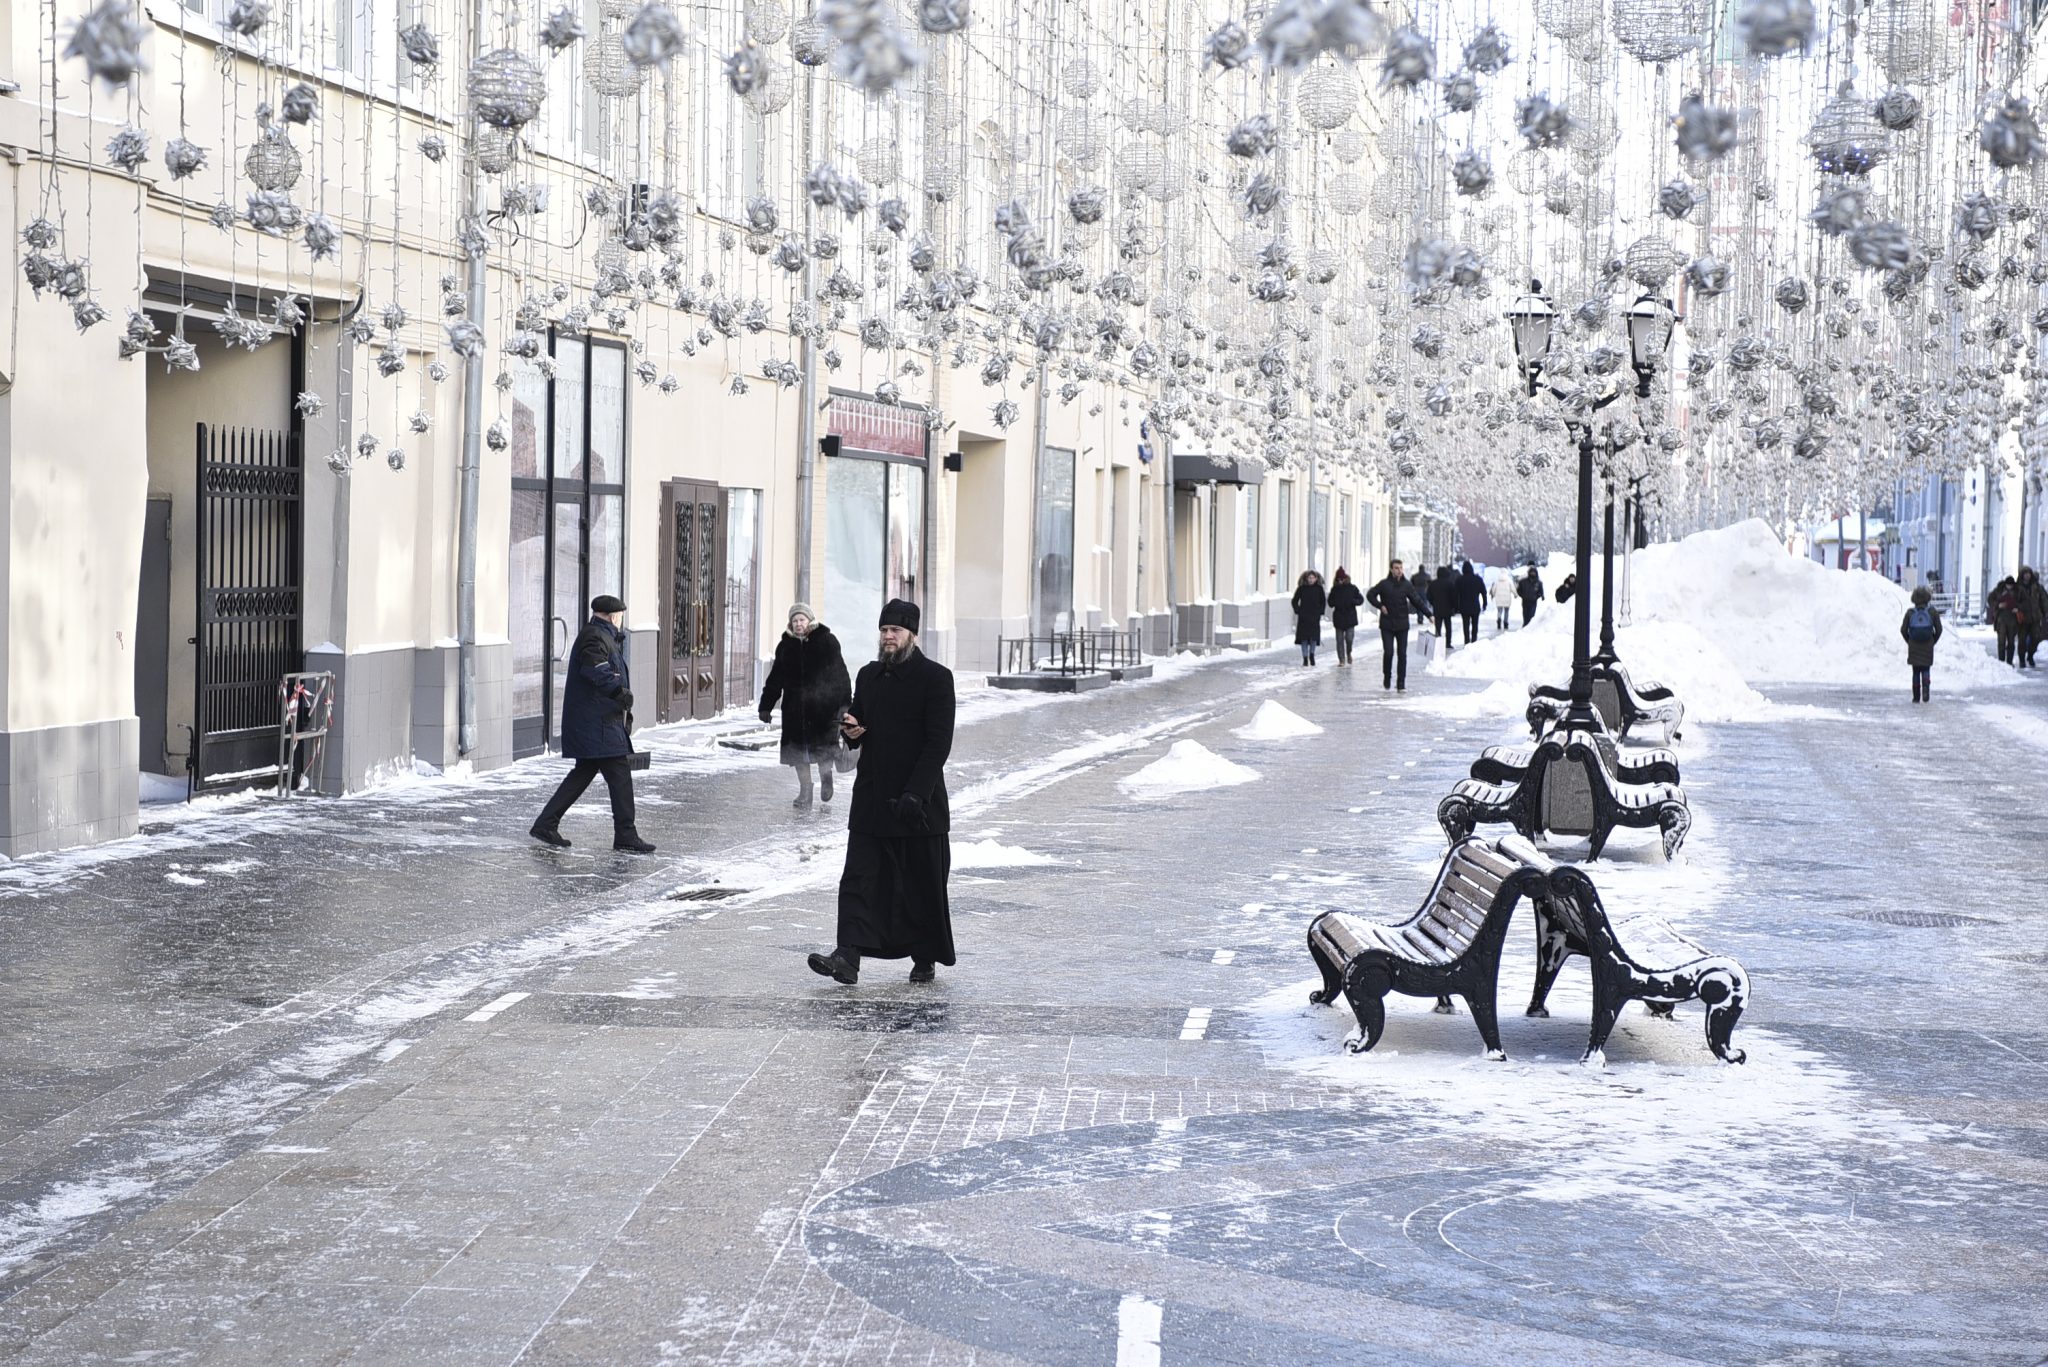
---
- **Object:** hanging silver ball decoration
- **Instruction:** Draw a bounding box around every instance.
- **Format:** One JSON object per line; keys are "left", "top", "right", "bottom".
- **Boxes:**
{"left": 399, "top": 22, "right": 439, "bottom": 69}
{"left": 386, "top": 448, "right": 407, "bottom": 472}
{"left": 64, "top": 0, "right": 149, "bottom": 87}
{"left": 1623, "top": 234, "right": 1683, "bottom": 287}
{"left": 1872, "top": 87, "right": 1921, "bottom": 132}
{"left": 789, "top": 16, "right": 835, "bottom": 65}
{"left": 1462, "top": 23, "right": 1511, "bottom": 72}
{"left": 117, "top": 309, "right": 156, "bottom": 358}
{"left": 1326, "top": 171, "right": 1367, "bottom": 214}
{"left": 1808, "top": 183, "right": 1867, "bottom": 235}
{"left": 22, "top": 217, "right": 57, "bottom": 251}
{"left": 1226, "top": 114, "right": 1279, "bottom": 158}
{"left": 622, "top": 3, "right": 686, "bottom": 69}
{"left": 1686, "top": 254, "right": 1731, "bottom": 297}
{"left": 1451, "top": 150, "right": 1491, "bottom": 196}
{"left": 474, "top": 125, "right": 518, "bottom": 175}
{"left": 163, "top": 136, "right": 207, "bottom": 179}
{"left": 1297, "top": 65, "right": 1359, "bottom": 129}
{"left": 1067, "top": 186, "right": 1107, "bottom": 224}
{"left": 745, "top": 195, "right": 778, "bottom": 234}
{"left": 485, "top": 420, "right": 509, "bottom": 452}
{"left": 1612, "top": 0, "right": 1705, "bottom": 63}
{"left": 1656, "top": 178, "right": 1701, "bottom": 219}
{"left": 445, "top": 321, "right": 485, "bottom": 358}
{"left": 745, "top": 0, "right": 791, "bottom": 43}
{"left": 1734, "top": 0, "right": 1813, "bottom": 58}
{"left": 409, "top": 410, "right": 431, "bottom": 434}
{"left": 821, "top": 0, "right": 920, "bottom": 95}
{"left": 1774, "top": 277, "right": 1810, "bottom": 312}
{"left": 281, "top": 82, "right": 319, "bottom": 125}
{"left": 741, "top": 55, "right": 794, "bottom": 113}
{"left": 1848, "top": 219, "right": 1913, "bottom": 272}
{"left": 1980, "top": 97, "right": 2044, "bottom": 171}
{"left": 418, "top": 133, "right": 447, "bottom": 162}
{"left": 1673, "top": 93, "right": 1738, "bottom": 162}
{"left": 1440, "top": 70, "right": 1479, "bottom": 113}
{"left": 1378, "top": 27, "right": 1434, "bottom": 90}
{"left": 105, "top": 125, "right": 149, "bottom": 174}
{"left": 243, "top": 190, "right": 300, "bottom": 236}
{"left": 1204, "top": 20, "right": 1251, "bottom": 71}
{"left": 1515, "top": 94, "right": 1572, "bottom": 149}
{"left": 295, "top": 391, "right": 324, "bottom": 418}
{"left": 917, "top": 0, "right": 969, "bottom": 34}
{"left": 725, "top": 41, "right": 766, "bottom": 95}
{"left": 224, "top": 0, "right": 269, "bottom": 35}
{"left": 468, "top": 49, "right": 547, "bottom": 129}
{"left": 303, "top": 212, "right": 341, "bottom": 260}
{"left": 1806, "top": 84, "right": 1892, "bottom": 175}
{"left": 539, "top": 6, "right": 586, "bottom": 52}
{"left": 1955, "top": 191, "right": 2001, "bottom": 241}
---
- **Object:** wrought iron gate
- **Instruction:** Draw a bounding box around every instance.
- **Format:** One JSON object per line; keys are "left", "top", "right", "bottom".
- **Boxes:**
{"left": 195, "top": 423, "right": 304, "bottom": 790}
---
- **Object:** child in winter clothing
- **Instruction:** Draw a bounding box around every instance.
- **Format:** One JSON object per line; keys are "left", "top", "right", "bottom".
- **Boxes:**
{"left": 1900, "top": 585, "right": 1942, "bottom": 703}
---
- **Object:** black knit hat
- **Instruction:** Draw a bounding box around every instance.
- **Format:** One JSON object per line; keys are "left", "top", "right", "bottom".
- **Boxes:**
{"left": 591, "top": 594, "right": 626, "bottom": 615}
{"left": 879, "top": 598, "right": 921, "bottom": 633}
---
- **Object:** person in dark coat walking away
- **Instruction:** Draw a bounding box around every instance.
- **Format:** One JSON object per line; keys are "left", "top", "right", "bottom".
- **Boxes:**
{"left": 2017, "top": 566, "right": 2048, "bottom": 668}
{"left": 1365, "top": 559, "right": 1432, "bottom": 691}
{"left": 1901, "top": 585, "right": 1942, "bottom": 703}
{"left": 530, "top": 595, "right": 655, "bottom": 852}
{"left": 1490, "top": 572, "right": 1515, "bottom": 631}
{"left": 1556, "top": 572, "right": 1578, "bottom": 604}
{"left": 1988, "top": 577, "right": 2020, "bottom": 665}
{"left": 1516, "top": 565, "right": 1544, "bottom": 626}
{"left": 1427, "top": 565, "right": 1458, "bottom": 650}
{"left": 1327, "top": 568, "right": 1364, "bottom": 665}
{"left": 1456, "top": 560, "right": 1486, "bottom": 644}
{"left": 759, "top": 604, "right": 854, "bottom": 808}
{"left": 1291, "top": 570, "right": 1327, "bottom": 666}
{"left": 808, "top": 599, "right": 956, "bottom": 986}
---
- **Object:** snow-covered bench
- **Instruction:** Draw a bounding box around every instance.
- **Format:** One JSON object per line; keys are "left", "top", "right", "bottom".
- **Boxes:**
{"left": 1471, "top": 736, "right": 1680, "bottom": 788}
{"left": 1527, "top": 664, "right": 1685, "bottom": 745}
{"left": 1439, "top": 730, "right": 1690, "bottom": 862}
{"left": 1306, "top": 836, "right": 1557, "bottom": 1060}
{"left": 1527, "top": 862, "right": 1750, "bottom": 1065}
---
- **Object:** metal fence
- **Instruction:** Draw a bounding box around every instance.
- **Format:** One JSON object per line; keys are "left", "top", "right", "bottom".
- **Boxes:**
{"left": 995, "top": 628, "right": 1144, "bottom": 677}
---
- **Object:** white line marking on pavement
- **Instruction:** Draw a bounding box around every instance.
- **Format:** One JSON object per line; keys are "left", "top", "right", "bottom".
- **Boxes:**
{"left": 1210, "top": 949, "right": 1236, "bottom": 965}
{"left": 462, "top": 991, "right": 529, "bottom": 1023}
{"left": 1116, "top": 1293, "right": 1163, "bottom": 1367}
{"left": 1179, "top": 1007, "right": 1212, "bottom": 1041}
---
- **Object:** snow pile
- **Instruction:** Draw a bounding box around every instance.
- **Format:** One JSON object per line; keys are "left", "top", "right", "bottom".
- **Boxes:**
{"left": 1233, "top": 700, "right": 1323, "bottom": 740}
{"left": 1117, "top": 740, "right": 1260, "bottom": 799}
{"left": 1437, "top": 518, "right": 2014, "bottom": 701}
{"left": 951, "top": 839, "right": 1058, "bottom": 869}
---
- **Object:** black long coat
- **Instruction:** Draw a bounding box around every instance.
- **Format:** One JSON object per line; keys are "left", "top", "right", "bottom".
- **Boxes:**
{"left": 1427, "top": 569, "right": 1458, "bottom": 616}
{"left": 1456, "top": 564, "right": 1487, "bottom": 615}
{"left": 560, "top": 617, "right": 631, "bottom": 760}
{"left": 759, "top": 625, "right": 853, "bottom": 767}
{"left": 1291, "top": 579, "right": 1327, "bottom": 645}
{"left": 845, "top": 647, "right": 955, "bottom": 837}
{"left": 1366, "top": 574, "right": 1428, "bottom": 630}
{"left": 1327, "top": 580, "right": 1365, "bottom": 631}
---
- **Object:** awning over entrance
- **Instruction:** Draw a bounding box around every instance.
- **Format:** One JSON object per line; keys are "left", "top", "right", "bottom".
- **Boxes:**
{"left": 1172, "top": 453, "right": 1264, "bottom": 488}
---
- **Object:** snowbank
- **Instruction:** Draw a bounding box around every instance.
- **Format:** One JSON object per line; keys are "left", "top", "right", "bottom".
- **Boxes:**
{"left": 1438, "top": 518, "right": 2014, "bottom": 700}
{"left": 951, "top": 839, "right": 1058, "bottom": 869}
{"left": 1117, "top": 740, "right": 1260, "bottom": 799}
{"left": 1233, "top": 700, "right": 1323, "bottom": 740}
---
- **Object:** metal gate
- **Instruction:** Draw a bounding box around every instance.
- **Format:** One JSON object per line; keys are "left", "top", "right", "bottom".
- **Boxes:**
{"left": 195, "top": 423, "right": 303, "bottom": 790}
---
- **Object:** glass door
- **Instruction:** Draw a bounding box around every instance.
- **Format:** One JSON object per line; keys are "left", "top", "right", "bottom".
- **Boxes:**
{"left": 1033, "top": 446, "right": 1076, "bottom": 636}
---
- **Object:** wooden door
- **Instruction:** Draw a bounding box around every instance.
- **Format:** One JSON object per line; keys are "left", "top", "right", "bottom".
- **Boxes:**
{"left": 657, "top": 480, "right": 726, "bottom": 721}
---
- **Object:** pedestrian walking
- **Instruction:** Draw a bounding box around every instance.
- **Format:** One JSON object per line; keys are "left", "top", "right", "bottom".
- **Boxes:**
{"left": 1366, "top": 559, "right": 1431, "bottom": 691}
{"left": 529, "top": 594, "right": 656, "bottom": 853}
{"left": 1327, "top": 568, "right": 1364, "bottom": 666}
{"left": 1989, "top": 577, "right": 2020, "bottom": 665}
{"left": 808, "top": 599, "right": 957, "bottom": 986}
{"left": 1456, "top": 560, "right": 1486, "bottom": 644}
{"left": 758, "top": 603, "right": 854, "bottom": 809}
{"left": 1901, "top": 585, "right": 1943, "bottom": 703}
{"left": 1490, "top": 571, "right": 1515, "bottom": 631}
{"left": 1556, "top": 572, "right": 1579, "bottom": 604}
{"left": 1516, "top": 565, "right": 1544, "bottom": 626}
{"left": 2018, "top": 566, "right": 2048, "bottom": 668}
{"left": 1428, "top": 565, "right": 1458, "bottom": 649}
{"left": 1291, "top": 569, "right": 1327, "bottom": 666}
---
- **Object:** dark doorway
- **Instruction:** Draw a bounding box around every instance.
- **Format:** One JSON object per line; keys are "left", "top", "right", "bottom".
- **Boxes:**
{"left": 136, "top": 497, "right": 172, "bottom": 778}
{"left": 657, "top": 479, "right": 724, "bottom": 722}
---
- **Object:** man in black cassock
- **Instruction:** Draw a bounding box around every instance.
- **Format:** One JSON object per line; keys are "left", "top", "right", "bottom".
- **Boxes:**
{"left": 807, "top": 598, "right": 956, "bottom": 986}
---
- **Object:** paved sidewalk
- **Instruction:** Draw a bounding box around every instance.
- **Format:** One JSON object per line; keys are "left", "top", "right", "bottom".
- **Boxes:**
{"left": 2, "top": 643, "right": 2046, "bottom": 1365}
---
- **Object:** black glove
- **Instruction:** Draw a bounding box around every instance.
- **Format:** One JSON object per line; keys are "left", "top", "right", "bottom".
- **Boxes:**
{"left": 891, "top": 793, "right": 929, "bottom": 830}
{"left": 758, "top": 706, "right": 773, "bottom": 725}
{"left": 614, "top": 689, "right": 634, "bottom": 712}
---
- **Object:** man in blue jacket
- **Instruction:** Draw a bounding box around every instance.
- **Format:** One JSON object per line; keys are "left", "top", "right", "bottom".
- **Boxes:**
{"left": 530, "top": 594, "right": 656, "bottom": 853}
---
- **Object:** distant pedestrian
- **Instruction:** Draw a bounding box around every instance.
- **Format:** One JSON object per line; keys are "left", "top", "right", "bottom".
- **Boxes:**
{"left": 1556, "top": 572, "right": 1579, "bottom": 604}
{"left": 1456, "top": 560, "right": 1486, "bottom": 644}
{"left": 1901, "top": 585, "right": 1943, "bottom": 703}
{"left": 1490, "top": 572, "right": 1515, "bottom": 631}
{"left": 1989, "top": 577, "right": 2020, "bottom": 665}
{"left": 809, "top": 599, "right": 957, "bottom": 986}
{"left": 1428, "top": 565, "right": 1458, "bottom": 649}
{"left": 758, "top": 603, "right": 853, "bottom": 809}
{"left": 1327, "top": 568, "right": 1364, "bottom": 666}
{"left": 1366, "top": 559, "right": 1431, "bottom": 691}
{"left": 1516, "top": 566, "right": 1544, "bottom": 626}
{"left": 530, "top": 594, "right": 655, "bottom": 853}
{"left": 1291, "top": 569, "right": 1327, "bottom": 667}
{"left": 2018, "top": 566, "right": 2047, "bottom": 668}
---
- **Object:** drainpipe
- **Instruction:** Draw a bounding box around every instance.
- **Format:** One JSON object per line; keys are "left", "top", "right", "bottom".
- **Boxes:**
{"left": 453, "top": 0, "right": 487, "bottom": 756}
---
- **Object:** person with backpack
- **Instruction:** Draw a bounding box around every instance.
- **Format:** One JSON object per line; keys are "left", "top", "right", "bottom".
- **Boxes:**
{"left": 1901, "top": 585, "right": 1942, "bottom": 703}
{"left": 1516, "top": 566, "right": 1544, "bottom": 625}
{"left": 1989, "top": 577, "right": 2020, "bottom": 665}
{"left": 1327, "top": 567, "right": 1365, "bottom": 665}
{"left": 1490, "top": 571, "right": 1515, "bottom": 631}
{"left": 2017, "top": 566, "right": 2048, "bottom": 669}
{"left": 1290, "top": 569, "right": 1327, "bottom": 667}
{"left": 1456, "top": 560, "right": 1486, "bottom": 643}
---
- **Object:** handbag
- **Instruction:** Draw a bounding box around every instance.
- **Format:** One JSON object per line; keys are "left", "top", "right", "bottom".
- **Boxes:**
{"left": 833, "top": 732, "right": 860, "bottom": 774}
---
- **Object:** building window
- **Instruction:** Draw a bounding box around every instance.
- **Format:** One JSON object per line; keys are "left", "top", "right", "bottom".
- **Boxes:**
{"left": 1242, "top": 485, "right": 1260, "bottom": 598}
{"left": 825, "top": 394, "right": 927, "bottom": 632}
{"left": 1310, "top": 488, "right": 1331, "bottom": 575}
{"left": 1276, "top": 481, "right": 1293, "bottom": 587}
{"left": 1033, "top": 446, "right": 1077, "bottom": 635}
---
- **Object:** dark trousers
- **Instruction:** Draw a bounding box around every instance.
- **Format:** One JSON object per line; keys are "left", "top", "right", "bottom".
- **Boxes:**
{"left": 1496, "top": 606, "right": 1510, "bottom": 630}
{"left": 1911, "top": 667, "right": 1930, "bottom": 702}
{"left": 1521, "top": 600, "right": 1537, "bottom": 626}
{"left": 1432, "top": 611, "right": 1453, "bottom": 647}
{"left": 1335, "top": 626, "right": 1356, "bottom": 663}
{"left": 536, "top": 757, "right": 636, "bottom": 832}
{"left": 1381, "top": 625, "right": 1410, "bottom": 687}
{"left": 2023, "top": 631, "right": 2041, "bottom": 667}
{"left": 1461, "top": 611, "right": 1479, "bottom": 644}
{"left": 1997, "top": 628, "right": 2016, "bottom": 663}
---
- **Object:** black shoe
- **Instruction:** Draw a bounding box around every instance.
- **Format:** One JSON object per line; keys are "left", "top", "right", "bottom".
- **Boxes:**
{"left": 909, "top": 961, "right": 936, "bottom": 983}
{"left": 529, "top": 823, "right": 570, "bottom": 848}
{"left": 613, "top": 831, "right": 657, "bottom": 853}
{"left": 821, "top": 772, "right": 834, "bottom": 802}
{"left": 794, "top": 792, "right": 813, "bottom": 809}
{"left": 808, "top": 951, "right": 858, "bottom": 985}
{"left": 1397, "top": 684, "right": 1406, "bottom": 692}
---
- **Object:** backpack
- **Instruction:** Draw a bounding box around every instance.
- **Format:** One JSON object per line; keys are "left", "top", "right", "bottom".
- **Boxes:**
{"left": 1905, "top": 606, "right": 1935, "bottom": 643}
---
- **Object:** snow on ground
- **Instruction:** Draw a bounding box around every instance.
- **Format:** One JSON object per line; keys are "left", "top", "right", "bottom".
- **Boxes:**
{"left": 1442, "top": 519, "right": 2015, "bottom": 702}
{"left": 950, "top": 839, "right": 1058, "bottom": 869}
{"left": 1233, "top": 699, "right": 1323, "bottom": 739}
{"left": 1971, "top": 700, "right": 2048, "bottom": 754}
{"left": 1117, "top": 739, "right": 1260, "bottom": 798}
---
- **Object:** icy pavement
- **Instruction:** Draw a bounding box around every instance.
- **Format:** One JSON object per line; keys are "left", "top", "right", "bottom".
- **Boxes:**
{"left": 2, "top": 639, "right": 2047, "bottom": 1365}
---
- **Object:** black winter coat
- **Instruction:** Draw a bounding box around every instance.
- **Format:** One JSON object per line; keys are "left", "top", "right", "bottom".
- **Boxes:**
{"left": 1366, "top": 575, "right": 1429, "bottom": 630}
{"left": 1556, "top": 574, "right": 1579, "bottom": 604}
{"left": 1901, "top": 605, "right": 1943, "bottom": 669}
{"left": 1327, "top": 581, "right": 1365, "bottom": 631}
{"left": 845, "top": 648, "right": 956, "bottom": 838}
{"left": 560, "top": 617, "right": 632, "bottom": 760}
{"left": 1456, "top": 565, "right": 1486, "bottom": 615}
{"left": 1291, "top": 580, "right": 1327, "bottom": 645}
{"left": 759, "top": 625, "right": 853, "bottom": 767}
{"left": 1516, "top": 572, "right": 1544, "bottom": 604}
{"left": 1427, "top": 570, "right": 1458, "bottom": 615}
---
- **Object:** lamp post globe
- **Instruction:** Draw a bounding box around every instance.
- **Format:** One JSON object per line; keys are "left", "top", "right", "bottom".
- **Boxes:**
{"left": 1624, "top": 294, "right": 1679, "bottom": 397}
{"left": 1506, "top": 281, "right": 1558, "bottom": 396}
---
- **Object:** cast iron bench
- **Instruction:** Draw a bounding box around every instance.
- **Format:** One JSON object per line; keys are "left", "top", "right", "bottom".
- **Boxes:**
{"left": 1306, "top": 835, "right": 1555, "bottom": 1060}
{"left": 1527, "top": 665, "right": 1685, "bottom": 744}
{"left": 1471, "top": 735, "right": 1680, "bottom": 788}
{"left": 1527, "top": 862, "right": 1749, "bottom": 1064}
{"left": 1439, "top": 733, "right": 1689, "bottom": 861}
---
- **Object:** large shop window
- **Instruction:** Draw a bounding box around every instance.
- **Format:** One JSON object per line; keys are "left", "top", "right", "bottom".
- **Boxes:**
{"left": 509, "top": 335, "right": 627, "bottom": 758}
{"left": 1033, "top": 446, "right": 1077, "bottom": 636}
{"left": 825, "top": 396, "right": 927, "bottom": 635}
